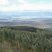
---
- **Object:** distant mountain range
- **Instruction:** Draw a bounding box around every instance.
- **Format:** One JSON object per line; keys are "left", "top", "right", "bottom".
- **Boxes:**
{"left": 0, "top": 18, "right": 52, "bottom": 28}
{"left": 0, "top": 11, "right": 52, "bottom": 28}
{"left": 0, "top": 11, "right": 52, "bottom": 17}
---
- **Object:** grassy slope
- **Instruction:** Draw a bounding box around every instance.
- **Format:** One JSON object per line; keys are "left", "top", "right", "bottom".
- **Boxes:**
{"left": 0, "top": 26, "right": 52, "bottom": 52}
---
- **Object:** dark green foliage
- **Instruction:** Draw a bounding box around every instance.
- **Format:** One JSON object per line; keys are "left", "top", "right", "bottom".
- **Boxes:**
{"left": 0, "top": 26, "right": 52, "bottom": 52}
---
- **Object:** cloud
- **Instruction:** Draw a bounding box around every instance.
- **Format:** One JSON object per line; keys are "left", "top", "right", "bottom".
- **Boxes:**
{"left": 0, "top": 0, "right": 9, "bottom": 5}
{"left": 0, "top": 0, "right": 52, "bottom": 12}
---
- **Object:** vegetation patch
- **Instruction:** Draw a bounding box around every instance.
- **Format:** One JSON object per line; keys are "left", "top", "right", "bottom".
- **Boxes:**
{"left": 0, "top": 26, "right": 52, "bottom": 52}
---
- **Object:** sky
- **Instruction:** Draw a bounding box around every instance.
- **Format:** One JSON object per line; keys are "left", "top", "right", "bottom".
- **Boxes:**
{"left": 0, "top": 0, "right": 52, "bottom": 12}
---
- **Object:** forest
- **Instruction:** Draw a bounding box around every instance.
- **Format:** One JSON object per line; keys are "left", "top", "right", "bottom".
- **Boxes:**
{"left": 0, "top": 26, "right": 52, "bottom": 52}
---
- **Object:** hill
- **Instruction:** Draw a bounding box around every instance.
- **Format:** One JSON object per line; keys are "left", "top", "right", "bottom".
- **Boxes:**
{"left": 0, "top": 26, "right": 52, "bottom": 52}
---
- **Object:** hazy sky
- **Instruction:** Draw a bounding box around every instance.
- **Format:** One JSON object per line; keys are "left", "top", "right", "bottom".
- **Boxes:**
{"left": 0, "top": 0, "right": 52, "bottom": 12}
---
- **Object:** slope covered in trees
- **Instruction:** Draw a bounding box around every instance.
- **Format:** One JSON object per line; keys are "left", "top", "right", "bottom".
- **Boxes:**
{"left": 0, "top": 26, "right": 52, "bottom": 52}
